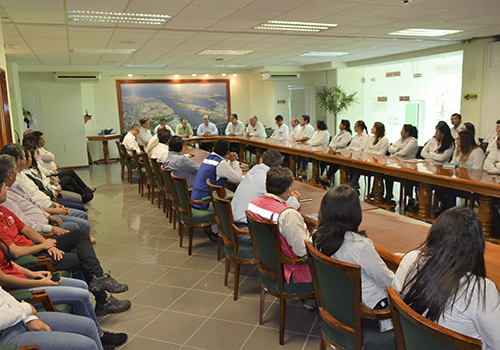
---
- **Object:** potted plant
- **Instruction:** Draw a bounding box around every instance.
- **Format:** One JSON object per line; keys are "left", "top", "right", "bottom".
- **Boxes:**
{"left": 315, "top": 86, "right": 358, "bottom": 133}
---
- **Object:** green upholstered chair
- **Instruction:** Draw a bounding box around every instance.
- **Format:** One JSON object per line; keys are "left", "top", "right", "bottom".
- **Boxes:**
{"left": 150, "top": 157, "right": 168, "bottom": 212}
{"left": 115, "top": 140, "right": 127, "bottom": 181}
{"left": 212, "top": 192, "right": 256, "bottom": 300}
{"left": 13, "top": 255, "right": 70, "bottom": 278}
{"left": 0, "top": 345, "right": 40, "bottom": 350}
{"left": 206, "top": 179, "right": 234, "bottom": 261}
{"left": 246, "top": 212, "right": 315, "bottom": 345}
{"left": 171, "top": 174, "right": 216, "bottom": 255}
{"left": 162, "top": 169, "right": 180, "bottom": 230}
{"left": 305, "top": 241, "right": 396, "bottom": 350}
{"left": 131, "top": 149, "right": 146, "bottom": 196}
{"left": 119, "top": 143, "right": 137, "bottom": 184}
{"left": 140, "top": 152, "right": 159, "bottom": 204}
{"left": 9, "top": 289, "right": 72, "bottom": 314}
{"left": 386, "top": 287, "right": 482, "bottom": 350}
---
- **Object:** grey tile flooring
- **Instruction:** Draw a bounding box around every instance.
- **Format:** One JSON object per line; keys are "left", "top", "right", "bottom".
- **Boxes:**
{"left": 78, "top": 163, "right": 321, "bottom": 349}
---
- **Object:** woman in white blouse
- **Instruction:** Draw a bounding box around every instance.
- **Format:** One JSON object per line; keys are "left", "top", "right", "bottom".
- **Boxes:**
{"left": 307, "top": 120, "right": 330, "bottom": 147}
{"left": 347, "top": 120, "right": 370, "bottom": 152}
{"left": 317, "top": 119, "right": 352, "bottom": 185}
{"left": 421, "top": 121, "right": 455, "bottom": 164}
{"left": 452, "top": 130, "right": 485, "bottom": 169}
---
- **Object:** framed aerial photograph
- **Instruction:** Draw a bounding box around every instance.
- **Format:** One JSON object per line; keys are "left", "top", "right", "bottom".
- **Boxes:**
{"left": 116, "top": 79, "right": 231, "bottom": 134}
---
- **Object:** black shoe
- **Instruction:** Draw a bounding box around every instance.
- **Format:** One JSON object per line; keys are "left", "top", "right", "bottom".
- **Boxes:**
{"left": 82, "top": 192, "right": 94, "bottom": 204}
{"left": 103, "top": 345, "right": 116, "bottom": 350}
{"left": 95, "top": 295, "right": 131, "bottom": 317}
{"left": 204, "top": 227, "right": 219, "bottom": 242}
{"left": 85, "top": 187, "right": 97, "bottom": 193}
{"left": 101, "top": 331, "right": 128, "bottom": 347}
{"left": 89, "top": 273, "right": 128, "bottom": 293}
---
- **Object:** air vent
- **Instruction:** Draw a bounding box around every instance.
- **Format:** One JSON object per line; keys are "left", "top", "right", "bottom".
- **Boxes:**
{"left": 260, "top": 72, "right": 300, "bottom": 81}
{"left": 54, "top": 72, "right": 101, "bottom": 82}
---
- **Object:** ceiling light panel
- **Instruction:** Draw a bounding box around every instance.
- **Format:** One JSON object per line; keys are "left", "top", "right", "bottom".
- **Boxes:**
{"left": 198, "top": 50, "right": 253, "bottom": 55}
{"left": 300, "top": 52, "right": 349, "bottom": 57}
{"left": 255, "top": 20, "right": 337, "bottom": 32}
{"left": 212, "top": 65, "right": 248, "bottom": 68}
{"left": 124, "top": 64, "right": 166, "bottom": 68}
{"left": 67, "top": 10, "right": 171, "bottom": 25}
{"left": 388, "top": 29, "right": 463, "bottom": 37}
{"left": 70, "top": 48, "right": 137, "bottom": 54}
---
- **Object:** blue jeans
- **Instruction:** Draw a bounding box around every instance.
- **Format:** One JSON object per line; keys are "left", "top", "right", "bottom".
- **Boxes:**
{"left": 55, "top": 208, "right": 90, "bottom": 233}
{"left": 0, "top": 312, "right": 103, "bottom": 350}
{"left": 29, "top": 277, "right": 102, "bottom": 335}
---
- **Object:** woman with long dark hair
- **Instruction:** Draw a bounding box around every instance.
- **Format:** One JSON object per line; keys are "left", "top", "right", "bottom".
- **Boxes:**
{"left": 393, "top": 206, "right": 500, "bottom": 348}
{"left": 421, "top": 121, "right": 455, "bottom": 163}
{"left": 452, "top": 130, "right": 485, "bottom": 169}
{"left": 313, "top": 185, "right": 394, "bottom": 310}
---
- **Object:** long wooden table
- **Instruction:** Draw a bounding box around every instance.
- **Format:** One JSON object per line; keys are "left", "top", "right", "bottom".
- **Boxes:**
{"left": 186, "top": 135, "right": 500, "bottom": 239}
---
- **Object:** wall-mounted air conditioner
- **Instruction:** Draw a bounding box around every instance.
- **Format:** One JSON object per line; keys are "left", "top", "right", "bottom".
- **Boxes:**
{"left": 54, "top": 72, "right": 101, "bottom": 82}
{"left": 260, "top": 72, "right": 300, "bottom": 81}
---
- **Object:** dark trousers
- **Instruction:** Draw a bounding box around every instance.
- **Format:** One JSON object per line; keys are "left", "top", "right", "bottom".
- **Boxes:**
{"left": 57, "top": 169, "right": 89, "bottom": 193}
{"left": 325, "top": 163, "right": 340, "bottom": 179}
{"left": 297, "top": 156, "right": 309, "bottom": 171}
{"left": 282, "top": 153, "right": 290, "bottom": 168}
{"left": 199, "top": 142, "right": 214, "bottom": 152}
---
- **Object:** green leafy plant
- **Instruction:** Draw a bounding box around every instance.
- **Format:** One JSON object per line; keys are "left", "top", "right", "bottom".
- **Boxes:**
{"left": 315, "top": 86, "right": 358, "bottom": 132}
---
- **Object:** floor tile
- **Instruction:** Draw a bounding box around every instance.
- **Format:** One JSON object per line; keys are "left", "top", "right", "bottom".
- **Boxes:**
{"left": 98, "top": 305, "right": 163, "bottom": 334}
{"left": 156, "top": 268, "right": 208, "bottom": 288}
{"left": 240, "top": 327, "right": 308, "bottom": 350}
{"left": 192, "top": 272, "right": 234, "bottom": 294}
{"left": 212, "top": 297, "right": 272, "bottom": 325}
{"left": 168, "top": 290, "right": 228, "bottom": 316}
{"left": 186, "top": 319, "right": 254, "bottom": 350}
{"left": 132, "top": 284, "right": 187, "bottom": 309}
{"left": 121, "top": 264, "right": 172, "bottom": 282}
{"left": 138, "top": 311, "right": 207, "bottom": 344}
{"left": 120, "top": 336, "right": 182, "bottom": 350}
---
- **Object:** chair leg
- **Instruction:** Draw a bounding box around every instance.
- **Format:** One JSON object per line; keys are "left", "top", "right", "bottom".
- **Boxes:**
{"left": 121, "top": 166, "right": 124, "bottom": 180}
{"left": 128, "top": 168, "right": 132, "bottom": 184}
{"left": 233, "top": 262, "right": 240, "bottom": 301}
{"left": 259, "top": 286, "right": 265, "bottom": 324}
{"left": 151, "top": 186, "right": 155, "bottom": 204}
{"left": 188, "top": 226, "right": 194, "bottom": 255}
{"left": 279, "top": 297, "right": 286, "bottom": 345}
{"left": 320, "top": 337, "right": 326, "bottom": 350}
{"left": 224, "top": 258, "right": 230, "bottom": 286}
{"left": 216, "top": 235, "right": 222, "bottom": 261}
{"left": 179, "top": 222, "right": 183, "bottom": 247}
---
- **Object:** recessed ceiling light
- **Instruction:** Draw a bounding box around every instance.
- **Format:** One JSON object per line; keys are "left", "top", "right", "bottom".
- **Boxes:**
{"left": 127, "top": 74, "right": 133, "bottom": 77}
{"left": 70, "top": 48, "right": 136, "bottom": 54}
{"left": 204, "top": 74, "right": 209, "bottom": 77}
{"left": 300, "top": 52, "right": 348, "bottom": 57}
{"left": 388, "top": 28, "right": 463, "bottom": 37}
{"left": 67, "top": 10, "right": 170, "bottom": 25}
{"left": 124, "top": 64, "right": 166, "bottom": 68}
{"left": 198, "top": 50, "right": 253, "bottom": 56}
{"left": 192, "top": 74, "right": 197, "bottom": 77}
{"left": 212, "top": 64, "right": 247, "bottom": 68}
{"left": 174, "top": 74, "right": 179, "bottom": 78}
{"left": 233, "top": 74, "right": 237, "bottom": 77}
{"left": 255, "top": 20, "right": 337, "bottom": 32}
{"left": 221, "top": 73, "right": 226, "bottom": 77}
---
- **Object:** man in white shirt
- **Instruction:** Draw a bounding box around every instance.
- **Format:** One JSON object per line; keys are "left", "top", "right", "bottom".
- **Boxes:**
{"left": 270, "top": 115, "right": 289, "bottom": 139}
{"left": 136, "top": 118, "right": 152, "bottom": 148}
{"left": 225, "top": 113, "right": 245, "bottom": 136}
{"left": 197, "top": 115, "right": 219, "bottom": 151}
{"left": 282, "top": 117, "right": 301, "bottom": 168}
{"left": 153, "top": 118, "right": 174, "bottom": 135}
{"left": 245, "top": 116, "right": 266, "bottom": 138}
{"left": 123, "top": 124, "right": 141, "bottom": 156}
{"left": 484, "top": 119, "right": 500, "bottom": 154}
{"left": 150, "top": 128, "right": 171, "bottom": 162}
{"left": 295, "top": 115, "right": 315, "bottom": 174}
{"left": 450, "top": 113, "right": 463, "bottom": 139}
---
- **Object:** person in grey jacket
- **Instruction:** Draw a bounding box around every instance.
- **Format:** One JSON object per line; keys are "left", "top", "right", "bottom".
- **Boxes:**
{"left": 162, "top": 136, "right": 199, "bottom": 188}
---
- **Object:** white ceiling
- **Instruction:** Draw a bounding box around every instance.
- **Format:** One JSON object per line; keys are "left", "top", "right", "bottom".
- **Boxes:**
{"left": 1, "top": 0, "right": 499, "bottom": 73}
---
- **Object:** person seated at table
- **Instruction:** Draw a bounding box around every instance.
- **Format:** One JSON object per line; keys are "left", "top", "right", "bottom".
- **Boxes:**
{"left": 231, "top": 149, "right": 301, "bottom": 242}
{"left": 191, "top": 139, "right": 242, "bottom": 241}
{"left": 484, "top": 119, "right": 500, "bottom": 154}
{"left": 175, "top": 118, "right": 193, "bottom": 138}
{"left": 421, "top": 121, "right": 455, "bottom": 164}
{"left": 317, "top": 119, "right": 352, "bottom": 185}
{"left": 136, "top": 118, "right": 152, "bottom": 149}
{"left": 150, "top": 128, "right": 171, "bottom": 163}
{"left": 247, "top": 167, "right": 313, "bottom": 295}
{"left": 384, "top": 124, "right": 419, "bottom": 205}
{"left": 307, "top": 120, "right": 330, "bottom": 147}
{"left": 162, "top": 136, "right": 199, "bottom": 188}
{"left": 450, "top": 112, "right": 463, "bottom": 139}
{"left": 154, "top": 118, "right": 175, "bottom": 135}
{"left": 392, "top": 206, "right": 500, "bottom": 349}
{"left": 245, "top": 116, "right": 267, "bottom": 157}
{"left": 460, "top": 122, "right": 481, "bottom": 146}
{"left": 122, "top": 124, "right": 141, "bottom": 156}
{"left": 451, "top": 130, "right": 485, "bottom": 169}
{"left": 350, "top": 122, "right": 389, "bottom": 191}
{"left": 197, "top": 115, "right": 218, "bottom": 152}
{"left": 313, "top": 184, "right": 394, "bottom": 317}
{"left": 282, "top": 117, "right": 301, "bottom": 168}
{"left": 483, "top": 131, "right": 500, "bottom": 236}
{"left": 270, "top": 115, "right": 289, "bottom": 139}
{"left": 348, "top": 120, "right": 370, "bottom": 152}
{"left": 295, "top": 115, "right": 315, "bottom": 177}
{"left": 225, "top": 113, "right": 245, "bottom": 136}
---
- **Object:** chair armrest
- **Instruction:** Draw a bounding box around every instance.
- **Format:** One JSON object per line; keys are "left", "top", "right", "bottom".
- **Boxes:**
{"left": 232, "top": 224, "right": 250, "bottom": 235}
{"left": 33, "top": 256, "right": 57, "bottom": 273}
{"left": 281, "top": 254, "right": 308, "bottom": 266}
{"left": 189, "top": 196, "right": 212, "bottom": 205}
{"left": 9, "top": 289, "right": 34, "bottom": 302}
{"left": 29, "top": 290, "right": 60, "bottom": 312}
{"left": 360, "top": 303, "right": 391, "bottom": 320}
{"left": 224, "top": 195, "right": 234, "bottom": 201}
{"left": 42, "top": 233, "right": 54, "bottom": 239}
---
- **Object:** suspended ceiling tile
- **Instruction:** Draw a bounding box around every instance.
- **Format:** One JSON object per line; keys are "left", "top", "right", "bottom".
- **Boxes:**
{"left": 0, "top": 0, "right": 63, "bottom": 10}
{"left": 5, "top": 9, "right": 65, "bottom": 24}
{"left": 65, "top": 0, "right": 129, "bottom": 12}
{"left": 38, "top": 54, "right": 69, "bottom": 65}
{"left": 123, "top": 2, "right": 186, "bottom": 16}
{"left": 69, "top": 55, "right": 101, "bottom": 65}
{"left": 225, "top": 9, "right": 285, "bottom": 21}
{"left": 17, "top": 26, "right": 67, "bottom": 39}
{"left": 151, "top": 30, "right": 198, "bottom": 40}
{"left": 6, "top": 54, "right": 40, "bottom": 64}
{"left": 166, "top": 16, "right": 221, "bottom": 30}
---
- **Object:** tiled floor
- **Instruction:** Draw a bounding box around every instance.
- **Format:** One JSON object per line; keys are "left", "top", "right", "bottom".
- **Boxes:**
{"left": 77, "top": 163, "right": 322, "bottom": 350}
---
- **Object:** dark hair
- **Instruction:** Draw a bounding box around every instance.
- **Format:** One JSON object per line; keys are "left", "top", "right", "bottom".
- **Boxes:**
{"left": 373, "top": 122, "right": 385, "bottom": 145}
{"left": 496, "top": 119, "right": 500, "bottom": 124}
{"left": 22, "top": 134, "right": 39, "bottom": 149}
{"left": 0, "top": 155, "right": 16, "bottom": 184}
{"left": 139, "top": 118, "right": 148, "bottom": 126}
{"left": 24, "top": 147, "right": 37, "bottom": 169}
{"left": 463, "top": 122, "right": 475, "bottom": 134}
{"left": 451, "top": 113, "right": 462, "bottom": 121}
{"left": 340, "top": 119, "right": 352, "bottom": 134}
{"left": 403, "top": 124, "right": 418, "bottom": 139}
{"left": 313, "top": 184, "right": 363, "bottom": 257}
{"left": 160, "top": 118, "right": 166, "bottom": 122}
{"left": 435, "top": 121, "right": 454, "bottom": 154}
{"left": 168, "top": 136, "right": 184, "bottom": 153}
{"left": 231, "top": 113, "right": 238, "bottom": 120}
{"left": 266, "top": 167, "right": 293, "bottom": 196}
{"left": 1, "top": 143, "right": 24, "bottom": 161}
{"left": 32, "top": 131, "right": 43, "bottom": 138}
{"left": 455, "top": 130, "right": 478, "bottom": 164}
{"left": 181, "top": 117, "right": 188, "bottom": 123}
{"left": 213, "top": 139, "right": 229, "bottom": 157}
{"left": 355, "top": 120, "right": 368, "bottom": 134}
{"left": 302, "top": 115, "right": 310, "bottom": 124}
{"left": 275, "top": 115, "right": 283, "bottom": 122}
{"left": 158, "top": 129, "right": 171, "bottom": 144}
{"left": 261, "top": 149, "right": 282, "bottom": 168}
{"left": 401, "top": 206, "right": 488, "bottom": 322}
{"left": 316, "top": 120, "right": 327, "bottom": 131}
{"left": 0, "top": 237, "right": 13, "bottom": 269}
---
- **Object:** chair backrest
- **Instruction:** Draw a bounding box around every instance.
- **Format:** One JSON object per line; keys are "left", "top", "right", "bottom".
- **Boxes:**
{"left": 162, "top": 169, "right": 178, "bottom": 209}
{"left": 120, "top": 143, "right": 133, "bottom": 168}
{"left": 207, "top": 178, "right": 226, "bottom": 199}
{"left": 386, "top": 287, "right": 482, "bottom": 350}
{"left": 131, "top": 150, "right": 144, "bottom": 174}
{"left": 115, "top": 141, "right": 126, "bottom": 166}
{"left": 479, "top": 142, "right": 488, "bottom": 153}
{"left": 171, "top": 174, "right": 194, "bottom": 217}
{"left": 150, "top": 157, "right": 165, "bottom": 188}
{"left": 140, "top": 152, "right": 155, "bottom": 182}
{"left": 305, "top": 240, "right": 362, "bottom": 350}
{"left": 212, "top": 191, "right": 236, "bottom": 245}
{"left": 416, "top": 145, "right": 425, "bottom": 159}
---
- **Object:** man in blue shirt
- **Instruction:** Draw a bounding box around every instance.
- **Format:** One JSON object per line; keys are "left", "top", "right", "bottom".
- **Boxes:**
{"left": 162, "top": 136, "right": 199, "bottom": 188}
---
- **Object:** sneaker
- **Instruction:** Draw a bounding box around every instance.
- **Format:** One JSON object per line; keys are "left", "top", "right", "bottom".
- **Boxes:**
{"left": 95, "top": 295, "right": 131, "bottom": 317}
{"left": 103, "top": 346, "right": 116, "bottom": 350}
{"left": 101, "top": 331, "right": 128, "bottom": 347}
{"left": 301, "top": 299, "right": 316, "bottom": 312}
{"left": 89, "top": 273, "right": 128, "bottom": 293}
{"left": 204, "top": 227, "right": 219, "bottom": 242}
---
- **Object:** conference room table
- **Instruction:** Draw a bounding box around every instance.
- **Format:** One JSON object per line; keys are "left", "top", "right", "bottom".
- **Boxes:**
{"left": 186, "top": 135, "right": 500, "bottom": 239}
{"left": 181, "top": 145, "right": 500, "bottom": 287}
